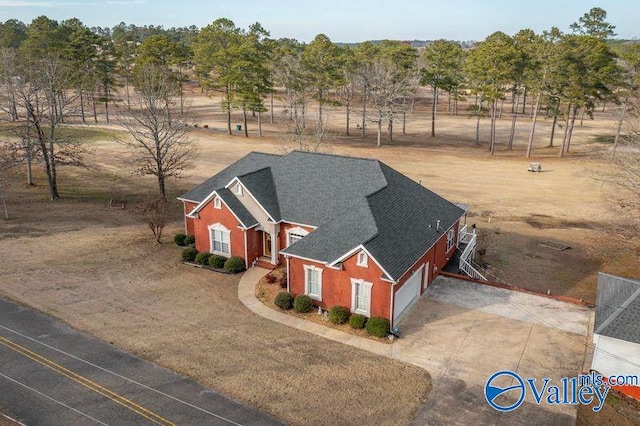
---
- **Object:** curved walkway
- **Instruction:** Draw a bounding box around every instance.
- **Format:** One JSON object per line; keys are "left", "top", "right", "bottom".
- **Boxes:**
{"left": 239, "top": 267, "right": 590, "bottom": 425}
{"left": 238, "top": 267, "right": 394, "bottom": 358}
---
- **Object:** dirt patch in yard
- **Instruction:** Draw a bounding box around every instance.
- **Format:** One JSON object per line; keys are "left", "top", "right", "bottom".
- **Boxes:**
{"left": 577, "top": 391, "right": 640, "bottom": 426}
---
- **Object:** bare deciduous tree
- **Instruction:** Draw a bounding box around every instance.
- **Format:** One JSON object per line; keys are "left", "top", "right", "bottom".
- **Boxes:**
{"left": 138, "top": 196, "right": 170, "bottom": 244}
{"left": 117, "top": 65, "right": 197, "bottom": 199}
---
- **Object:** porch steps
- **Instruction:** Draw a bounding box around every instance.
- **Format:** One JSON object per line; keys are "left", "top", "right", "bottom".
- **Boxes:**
{"left": 255, "top": 258, "right": 278, "bottom": 270}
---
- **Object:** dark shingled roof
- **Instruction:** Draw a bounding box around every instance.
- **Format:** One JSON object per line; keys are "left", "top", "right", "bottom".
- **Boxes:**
{"left": 180, "top": 151, "right": 465, "bottom": 281}
{"left": 595, "top": 273, "right": 640, "bottom": 345}
{"left": 216, "top": 188, "right": 258, "bottom": 228}
{"left": 178, "top": 152, "right": 282, "bottom": 202}
{"left": 237, "top": 168, "right": 282, "bottom": 222}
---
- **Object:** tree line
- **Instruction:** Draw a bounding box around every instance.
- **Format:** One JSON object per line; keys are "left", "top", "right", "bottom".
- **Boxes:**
{"left": 0, "top": 7, "right": 638, "bottom": 203}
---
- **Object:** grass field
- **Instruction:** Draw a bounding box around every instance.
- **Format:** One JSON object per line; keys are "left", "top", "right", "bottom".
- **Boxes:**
{"left": 0, "top": 86, "right": 638, "bottom": 424}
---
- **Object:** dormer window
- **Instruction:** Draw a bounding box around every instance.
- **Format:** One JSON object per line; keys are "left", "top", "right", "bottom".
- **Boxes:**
{"left": 235, "top": 184, "right": 243, "bottom": 196}
{"left": 214, "top": 197, "right": 221, "bottom": 209}
{"left": 356, "top": 251, "right": 368, "bottom": 267}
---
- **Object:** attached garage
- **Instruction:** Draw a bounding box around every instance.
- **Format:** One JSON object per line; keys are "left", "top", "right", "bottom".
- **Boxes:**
{"left": 393, "top": 264, "right": 426, "bottom": 324}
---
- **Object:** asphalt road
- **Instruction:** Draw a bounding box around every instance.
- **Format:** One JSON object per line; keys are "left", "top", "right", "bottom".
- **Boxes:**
{"left": 0, "top": 298, "right": 282, "bottom": 425}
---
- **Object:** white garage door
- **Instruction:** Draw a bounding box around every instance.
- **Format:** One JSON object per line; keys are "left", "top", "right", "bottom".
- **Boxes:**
{"left": 394, "top": 264, "right": 425, "bottom": 323}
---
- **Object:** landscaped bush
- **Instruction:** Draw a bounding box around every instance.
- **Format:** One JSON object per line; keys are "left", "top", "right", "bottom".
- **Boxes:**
{"left": 208, "top": 255, "right": 227, "bottom": 269}
{"left": 181, "top": 247, "right": 198, "bottom": 262}
{"left": 293, "top": 295, "right": 313, "bottom": 313}
{"left": 265, "top": 273, "right": 277, "bottom": 284}
{"left": 184, "top": 235, "right": 196, "bottom": 246}
{"left": 174, "top": 233, "right": 187, "bottom": 246}
{"left": 195, "top": 252, "right": 212, "bottom": 265}
{"left": 274, "top": 292, "right": 293, "bottom": 310}
{"left": 224, "top": 256, "right": 245, "bottom": 273}
{"left": 329, "top": 306, "right": 350, "bottom": 324}
{"left": 366, "top": 317, "right": 390, "bottom": 338}
{"left": 279, "top": 276, "right": 287, "bottom": 289}
{"left": 349, "top": 313, "right": 367, "bottom": 329}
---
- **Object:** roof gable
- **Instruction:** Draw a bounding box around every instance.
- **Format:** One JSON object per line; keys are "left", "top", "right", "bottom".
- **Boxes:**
{"left": 236, "top": 168, "right": 282, "bottom": 222}
{"left": 181, "top": 151, "right": 465, "bottom": 281}
{"left": 363, "top": 163, "right": 465, "bottom": 280}
{"left": 178, "top": 152, "right": 282, "bottom": 203}
{"left": 595, "top": 273, "right": 640, "bottom": 345}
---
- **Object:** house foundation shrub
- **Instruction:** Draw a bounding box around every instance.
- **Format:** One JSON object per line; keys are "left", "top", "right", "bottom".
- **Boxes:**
{"left": 195, "top": 252, "right": 212, "bottom": 265}
{"left": 329, "top": 306, "right": 349, "bottom": 324}
{"left": 275, "top": 292, "right": 293, "bottom": 310}
{"left": 184, "top": 235, "right": 196, "bottom": 246}
{"left": 208, "top": 255, "right": 226, "bottom": 268}
{"left": 349, "top": 313, "right": 367, "bottom": 329}
{"left": 181, "top": 247, "right": 198, "bottom": 262}
{"left": 265, "top": 273, "right": 277, "bottom": 284}
{"left": 224, "top": 256, "right": 245, "bottom": 273}
{"left": 174, "top": 233, "right": 187, "bottom": 246}
{"left": 366, "top": 317, "right": 390, "bottom": 338}
{"left": 293, "top": 295, "right": 313, "bottom": 313}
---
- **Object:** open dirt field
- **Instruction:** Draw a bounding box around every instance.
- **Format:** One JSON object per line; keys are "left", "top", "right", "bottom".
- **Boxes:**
{"left": 1, "top": 86, "right": 638, "bottom": 424}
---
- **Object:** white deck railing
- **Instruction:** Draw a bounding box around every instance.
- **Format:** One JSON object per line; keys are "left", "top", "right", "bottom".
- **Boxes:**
{"left": 457, "top": 227, "right": 487, "bottom": 281}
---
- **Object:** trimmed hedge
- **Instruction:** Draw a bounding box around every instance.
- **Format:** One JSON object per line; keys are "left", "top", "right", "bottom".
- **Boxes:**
{"left": 174, "top": 233, "right": 187, "bottom": 246}
{"left": 181, "top": 247, "right": 198, "bottom": 262}
{"left": 184, "top": 235, "right": 196, "bottom": 246}
{"left": 195, "top": 252, "right": 212, "bottom": 265}
{"left": 208, "top": 255, "right": 227, "bottom": 269}
{"left": 329, "top": 306, "right": 350, "bottom": 324}
{"left": 293, "top": 295, "right": 313, "bottom": 313}
{"left": 275, "top": 292, "right": 293, "bottom": 310}
{"left": 366, "top": 317, "right": 390, "bottom": 338}
{"left": 224, "top": 256, "right": 245, "bottom": 273}
{"left": 349, "top": 313, "right": 367, "bottom": 329}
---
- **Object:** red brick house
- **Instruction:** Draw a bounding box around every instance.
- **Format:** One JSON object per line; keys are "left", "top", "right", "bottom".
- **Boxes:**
{"left": 179, "top": 151, "right": 466, "bottom": 327}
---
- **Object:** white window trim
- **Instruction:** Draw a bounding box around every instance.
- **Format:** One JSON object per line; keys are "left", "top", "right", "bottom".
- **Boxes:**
{"left": 213, "top": 197, "right": 221, "bottom": 209}
{"left": 286, "top": 226, "right": 309, "bottom": 247}
{"left": 303, "top": 265, "right": 323, "bottom": 301}
{"left": 209, "top": 223, "right": 231, "bottom": 257}
{"left": 446, "top": 228, "right": 455, "bottom": 252}
{"left": 351, "top": 278, "right": 373, "bottom": 317}
{"left": 356, "top": 251, "right": 368, "bottom": 267}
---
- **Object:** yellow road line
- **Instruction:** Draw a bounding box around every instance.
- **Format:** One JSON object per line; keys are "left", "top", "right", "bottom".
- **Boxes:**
{"left": 0, "top": 336, "right": 176, "bottom": 426}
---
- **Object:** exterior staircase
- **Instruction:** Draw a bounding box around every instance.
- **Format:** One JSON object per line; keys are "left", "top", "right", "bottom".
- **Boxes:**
{"left": 255, "top": 257, "right": 278, "bottom": 270}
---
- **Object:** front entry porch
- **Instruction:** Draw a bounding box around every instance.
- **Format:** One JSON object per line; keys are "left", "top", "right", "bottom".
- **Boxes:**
{"left": 254, "top": 228, "right": 279, "bottom": 269}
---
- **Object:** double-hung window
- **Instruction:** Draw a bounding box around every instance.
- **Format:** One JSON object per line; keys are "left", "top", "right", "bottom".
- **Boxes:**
{"left": 210, "top": 224, "right": 231, "bottom": 256}
{"left": 351, "top": 279, "right": 373, "bottom": 317}
{"left": 304, "top": 265, "right": 322, "bottom": 301}
{"left": 286, "top": 227, "right": 309, "bottom": 247}
{"left": 446, "top": 228, "right": 455, "bottom": 252}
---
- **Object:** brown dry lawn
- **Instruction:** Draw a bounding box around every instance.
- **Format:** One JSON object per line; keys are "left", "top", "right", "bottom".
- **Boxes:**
{"left": 1, "top": 86, "right": 638, "bottom": 424}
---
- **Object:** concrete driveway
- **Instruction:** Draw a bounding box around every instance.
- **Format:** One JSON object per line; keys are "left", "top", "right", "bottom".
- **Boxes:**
{"left": 397, "top": 276, "right": 592, "bottom": 425}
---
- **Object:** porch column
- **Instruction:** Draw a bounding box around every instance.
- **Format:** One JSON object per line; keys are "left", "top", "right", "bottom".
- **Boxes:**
{"left": 270, "top": 223, "right": 280, "bottom": 265}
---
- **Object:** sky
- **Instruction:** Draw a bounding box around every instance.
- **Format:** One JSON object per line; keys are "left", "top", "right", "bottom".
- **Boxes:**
{"left": 0, "top": 0, "right": 638, "bottom": 42}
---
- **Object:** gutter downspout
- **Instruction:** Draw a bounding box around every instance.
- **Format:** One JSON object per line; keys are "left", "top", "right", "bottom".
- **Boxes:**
{"left": 389, "top": 282, "right": 395, "bottom": 329}
{"left": 243, "top": 229, "right": 248, "bottom": 270}
{"left": 286, "top": 256, "right": 290, "bottom": 292}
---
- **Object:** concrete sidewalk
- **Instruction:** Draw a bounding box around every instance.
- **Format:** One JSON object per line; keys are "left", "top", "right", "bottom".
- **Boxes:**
{"left": 238, "top": 267, "right": 395, "bottom": 359}
{"left": 239, "top": 267, "right": 590, "bottom": 425}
